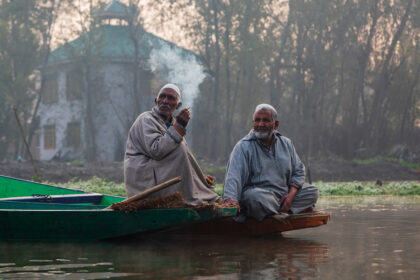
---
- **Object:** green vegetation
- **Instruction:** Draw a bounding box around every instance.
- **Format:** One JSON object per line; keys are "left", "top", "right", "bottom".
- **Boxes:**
{"left": 203, "top": 166, "right": 227, "bottom": 175}
{"left": 353, "top": 157, "right": 383, "bottom": 164}
{"left": 46, "top": 178, "right": 420, "bottom": 197}
{"left": 317, "top": 195, "right": 420, "bottom": 208}
{"left": 214, "top": 182, "right": 420, "bottom": 196}
{"left": 50, "top": 176, "right": 126, "bottom": 197}
{"left": 216, "top": 182, "right": 420, "bottom": 196}
{"left": 317, "top": 181, "right": 420, "bottom": 196}
{"left": 214, "top": 184, "right": 223, "bottom": 196}
{"left": 353, "top": 156, "right": 420, "bottom": 170}
{"left": 385, "top": 157, "right": 420, "bottom": 170}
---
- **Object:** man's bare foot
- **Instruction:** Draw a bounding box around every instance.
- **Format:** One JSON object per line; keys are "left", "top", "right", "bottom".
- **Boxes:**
{"left": 298, "top": 207, "right": 314, "bottom": 214}
{"left": 221, "top": 198, "right": 240, "bottom": 211}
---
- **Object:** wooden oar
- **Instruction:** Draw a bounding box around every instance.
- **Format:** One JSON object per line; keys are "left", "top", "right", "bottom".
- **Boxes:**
{"left": 105, "top": 176, "right": 182, "bottom": 209}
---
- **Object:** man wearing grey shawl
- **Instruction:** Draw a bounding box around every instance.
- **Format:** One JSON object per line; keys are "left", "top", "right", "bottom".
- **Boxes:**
{"left": 124, "top": 83, "right": 219, "bottom": 204}
{"left": 223, "top": 104, "right": 318, "bottom": 222}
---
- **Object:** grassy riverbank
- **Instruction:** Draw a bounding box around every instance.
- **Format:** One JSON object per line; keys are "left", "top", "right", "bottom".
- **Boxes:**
{"left": 53, "top": 177, "right": 420, "bottom": 197}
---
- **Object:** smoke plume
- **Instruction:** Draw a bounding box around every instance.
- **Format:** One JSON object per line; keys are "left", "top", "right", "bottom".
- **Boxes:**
{"left": 148, "top": 42, "right": 206, "bottom": 109}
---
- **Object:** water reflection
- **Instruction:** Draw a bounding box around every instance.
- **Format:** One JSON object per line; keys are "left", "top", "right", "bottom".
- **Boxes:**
{"left": 0, "top": 196, "right": 419, "bottom": 279}
{"left": 289, "top": 196, "right": 420, "bottom": 279}
{"left": 0, "top": 235, "right": 328, "bottom": 279}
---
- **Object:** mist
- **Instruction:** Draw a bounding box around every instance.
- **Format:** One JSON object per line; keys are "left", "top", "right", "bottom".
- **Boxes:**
{"left": 0, "top": 0, "right": 419, "bottom": 165}
{"left": 148, "top": 42, "right": 206, "bottom": 110}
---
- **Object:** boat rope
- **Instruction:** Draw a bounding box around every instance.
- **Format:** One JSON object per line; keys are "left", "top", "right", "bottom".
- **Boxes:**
{"left": 32, "top": 194, "right": 52, "bottom": 202}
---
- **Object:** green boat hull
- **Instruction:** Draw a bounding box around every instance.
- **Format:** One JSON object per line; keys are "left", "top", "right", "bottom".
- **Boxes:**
{"left": 1, "top": 208, "right": 209, "bottom": 240}
{"left": 0, "top": 175, "right": 237, "bottom": 240}
{"left": 0, "top": 175, "right": 123, "bottom": 206}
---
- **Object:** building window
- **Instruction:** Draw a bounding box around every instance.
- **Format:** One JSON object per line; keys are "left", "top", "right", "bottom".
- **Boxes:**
{"left": 43, "top": 76, "right": 58, "bottom": 104}
{"left": 66, "top": 70, "right": 83, "bottom": 100}
{"left": 44, "top": 125, "right": 56, "bottom": 150}
{"left": 67, "top": 122, "right": 81, "bottom": 149}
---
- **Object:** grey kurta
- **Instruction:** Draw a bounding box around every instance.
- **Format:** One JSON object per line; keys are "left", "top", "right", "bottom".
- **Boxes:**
{"left": 124, "top": 107, "right": 219, "bottom": 204}
{"left": 223, "top": 130, "right": 318, "bottom": 221}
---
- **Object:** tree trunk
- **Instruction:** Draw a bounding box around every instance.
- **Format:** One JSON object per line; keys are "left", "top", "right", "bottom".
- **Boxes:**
{"left": 209, "top": 0, "right": 221, "bottom": 159}
{"left": 367, "top": 0, "right": 413, "bottom": 149}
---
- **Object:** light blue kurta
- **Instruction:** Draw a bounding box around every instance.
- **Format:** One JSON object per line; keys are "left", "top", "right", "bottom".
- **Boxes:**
{"left": 223, "top": 130, "right": 317, "bottom": 220}
{"left": 223, "top": 130, "right": 305, "bottom": 200}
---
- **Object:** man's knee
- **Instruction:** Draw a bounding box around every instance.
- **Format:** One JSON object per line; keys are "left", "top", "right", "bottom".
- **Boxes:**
{"left": 242, "top": 188, "right": 275, "bottom": 205}
{"left": 241, "top": 188, "right": 279, "bottom": 220}
{"left": 242, "top": 187, "right": 260, "bottom": 199}
{"left": 302, "top": 184, "right": 319, "bottom": 204}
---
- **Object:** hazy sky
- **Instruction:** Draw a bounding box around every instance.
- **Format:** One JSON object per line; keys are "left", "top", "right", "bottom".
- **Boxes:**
{"left": 53, "top": 0, "right": 194, "bottom": 50}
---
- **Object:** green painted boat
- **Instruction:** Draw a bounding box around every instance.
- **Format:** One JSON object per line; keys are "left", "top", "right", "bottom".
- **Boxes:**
{"left": 0, "top": 175, "right": 237, "bottom": 240}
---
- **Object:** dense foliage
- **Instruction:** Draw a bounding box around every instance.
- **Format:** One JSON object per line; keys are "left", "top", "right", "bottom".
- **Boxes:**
{"left": 0, "top": 0, "right": 419, "bottom": 162}
{"left": 146, "top": 0, "right": 420, "bottom": 160}
{"left": 0, "top": 0, "right": 67, "bottom": 160}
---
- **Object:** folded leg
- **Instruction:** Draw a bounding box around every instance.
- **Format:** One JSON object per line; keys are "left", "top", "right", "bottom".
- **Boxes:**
{"left": 239, "top": 188, "right": 280, "bottom": 221}
{"left": 289, "top": 184, "right": 319, "bottom": 214}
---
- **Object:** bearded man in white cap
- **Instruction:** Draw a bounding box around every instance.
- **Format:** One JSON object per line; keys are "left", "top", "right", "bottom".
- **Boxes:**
{"left": 124, "top": 83, "right": 219, "bottom": 204}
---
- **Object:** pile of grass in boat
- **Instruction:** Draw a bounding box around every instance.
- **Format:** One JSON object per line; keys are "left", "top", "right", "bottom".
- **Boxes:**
{"left": 110, "top": 191, "right": 232, "bottom": 213}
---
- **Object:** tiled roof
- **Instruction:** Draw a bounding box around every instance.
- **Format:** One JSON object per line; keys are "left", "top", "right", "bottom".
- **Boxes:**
{"left": 48, "top": 25, "right": 196, "bottom": 64}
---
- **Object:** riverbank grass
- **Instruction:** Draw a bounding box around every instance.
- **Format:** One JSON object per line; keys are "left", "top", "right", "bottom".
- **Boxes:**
{"left": 58, "top": 177, "right": 126, "bottom": 197}
{"left": 50, "top": 177, "right": 420, "bottom": 197}
{"left": 215, "top": 181, "right": 420, "bottom": 196}
{"left": 315, "top": 181, "right": 420, "bottom": 196}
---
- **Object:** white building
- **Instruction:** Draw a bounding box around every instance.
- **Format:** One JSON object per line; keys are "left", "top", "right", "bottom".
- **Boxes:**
{"left": 37, "top": 0, "right": 196, "bottom": 161}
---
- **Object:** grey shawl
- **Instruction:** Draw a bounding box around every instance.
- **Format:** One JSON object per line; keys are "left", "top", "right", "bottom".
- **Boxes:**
{"left": 124, "top": 108, "right": 219, "bottom": 204}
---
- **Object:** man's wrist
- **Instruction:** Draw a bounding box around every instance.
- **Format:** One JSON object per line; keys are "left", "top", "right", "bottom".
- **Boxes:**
{"left": 176, "top": 121, "right": 187, "bottom": 131}
{"left": 173, "top": 123, "right": 186, "bottom": 137}
{"left": 288, "top": 185, "right": 298, "bottom": 199}
{"left": 289, "top": 182, "right": 301, "bottom": 190}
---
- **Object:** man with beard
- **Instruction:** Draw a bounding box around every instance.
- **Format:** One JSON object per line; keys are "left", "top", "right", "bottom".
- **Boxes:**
{"left": 124, "top": 83, "right": 219, "bottom": 204}
{"left": 223, "top": 104, "right": 318, "bottom": 222}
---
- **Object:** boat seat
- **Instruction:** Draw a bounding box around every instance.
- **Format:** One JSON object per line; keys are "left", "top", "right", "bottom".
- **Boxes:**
{"left": 0, "top": 193, "right": 104, "bottom": 204}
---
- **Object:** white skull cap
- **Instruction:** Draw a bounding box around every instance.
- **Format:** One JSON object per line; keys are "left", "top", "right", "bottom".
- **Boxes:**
{"left": 158, "top": 83, "right": 182, "bottom": 101}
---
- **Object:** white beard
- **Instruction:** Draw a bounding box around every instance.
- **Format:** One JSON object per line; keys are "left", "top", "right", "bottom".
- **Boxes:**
{"left": 157, "top": 104, "right": 171, "bottom": 117}
{"left": 254, "top": 129, "right": 272, "bottom": 140}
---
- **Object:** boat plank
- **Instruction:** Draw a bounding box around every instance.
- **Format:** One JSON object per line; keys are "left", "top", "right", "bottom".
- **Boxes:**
{"left": 0, "top": 193, "right": 103, "bottom": 204}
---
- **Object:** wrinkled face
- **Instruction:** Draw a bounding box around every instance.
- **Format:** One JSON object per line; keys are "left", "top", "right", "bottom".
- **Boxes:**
{"left": 253, "top": 110, "right": 278, "bottom": 140}
{"left": 155, "top": 88, "right": 181, "bottom": 117}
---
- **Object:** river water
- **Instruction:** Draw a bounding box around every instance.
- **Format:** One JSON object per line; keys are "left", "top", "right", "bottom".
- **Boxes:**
{"left": 1, "top": 196, "right": 419, "bottom": 279}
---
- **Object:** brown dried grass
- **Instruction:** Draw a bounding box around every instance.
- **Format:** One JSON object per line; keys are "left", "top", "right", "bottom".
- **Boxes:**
{"left": 110, "top": 191, "right": 227, "bottom": 213}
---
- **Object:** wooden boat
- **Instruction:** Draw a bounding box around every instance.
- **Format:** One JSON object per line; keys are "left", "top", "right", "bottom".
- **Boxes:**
{"left": 0, "top": 175, "right": 236, "bottom": 240}
{"left": 0, "top": 175, "right": 329, "bottom": 239}
{"left": 162, "top": 211, "right": 330, "bottom": 236}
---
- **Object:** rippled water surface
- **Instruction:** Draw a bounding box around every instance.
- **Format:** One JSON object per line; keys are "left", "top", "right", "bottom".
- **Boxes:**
{"left": 1, "top": 196, "right": 419, "bottom": 279}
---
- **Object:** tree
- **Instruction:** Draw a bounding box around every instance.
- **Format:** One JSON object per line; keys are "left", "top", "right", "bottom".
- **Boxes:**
{"left": 0, "top": 0, "right": 40, "bottom": 160}
{"left": 0, "top": 0, "right": 67, "bottom": 160}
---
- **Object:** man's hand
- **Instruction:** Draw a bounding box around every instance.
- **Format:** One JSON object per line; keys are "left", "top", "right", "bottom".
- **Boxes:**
{"left": 205, "top": 175, "right": 215, "bottom": 186}
{"left": 279, "top": 187, "right": 298, "bottom": 213}
{"left": 175, "top": 108, "right": 190, "bottom": 127}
